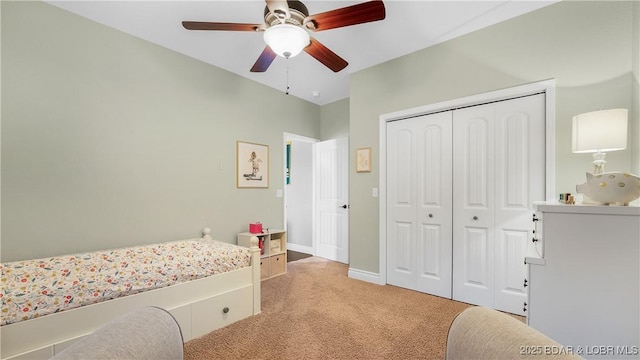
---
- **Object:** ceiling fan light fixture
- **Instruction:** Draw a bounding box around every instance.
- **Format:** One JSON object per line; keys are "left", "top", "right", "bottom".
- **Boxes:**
{"left": 263, "top": 24, "right": 310, "bottom": 59}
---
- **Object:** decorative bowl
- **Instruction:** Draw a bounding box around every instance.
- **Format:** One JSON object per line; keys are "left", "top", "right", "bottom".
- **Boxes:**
{"left": 576, "top": 172, "right": 640, "bottom": 206}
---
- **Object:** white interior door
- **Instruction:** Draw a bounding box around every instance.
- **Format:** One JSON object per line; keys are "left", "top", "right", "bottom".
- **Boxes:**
{"left": 493, "top": 94, "right": 545, "bottom": 315}
{"left": 452, "top": 103, "right": 496, "bottom": 308}
{"left": 381, "top": 84, "right": 551, "bottom": 316}
{"left": 315, "top": 138, "right": 349, "bottom": 264}
{"left": 386, "top": 121, "right": 417, "bottom": 289}
{"left": 387, "top": 112, "right": 453, "bottom": 298}
{"left": 452, "top": 94, "right": 545, "bottom": 315}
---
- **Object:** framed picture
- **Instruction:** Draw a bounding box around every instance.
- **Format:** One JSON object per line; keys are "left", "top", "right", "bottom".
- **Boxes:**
{"left": 356, "top": 147, "right": 371, "bottom": 173}
{"left": 237, "top": 141, "right": 269, "bottom": 188}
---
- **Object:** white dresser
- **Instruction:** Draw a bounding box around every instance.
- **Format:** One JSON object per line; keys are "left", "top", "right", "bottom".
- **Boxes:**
{"left": 527, "top": 203, "right": 639, "bottom": 359}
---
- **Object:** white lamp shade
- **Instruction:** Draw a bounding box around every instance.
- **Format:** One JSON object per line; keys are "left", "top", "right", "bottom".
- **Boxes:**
{"left": 263, "top": 24, "right": 310, "bottom": 59}
{"left": 572, "top": 108, "right": 628, "bottom": 153}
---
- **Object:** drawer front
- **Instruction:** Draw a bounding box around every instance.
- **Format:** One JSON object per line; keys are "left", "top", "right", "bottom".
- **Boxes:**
{"left": 260, "top": 258, "right": 270, "bottom": 279}
{"left": 270, "top": 254, "right": 286, "bottom": 276}
{"left": 191, "top": 285, "right": 253, "bottom": 339}
{"left": 6, "top": 346, "right": 52, "bottom": 360}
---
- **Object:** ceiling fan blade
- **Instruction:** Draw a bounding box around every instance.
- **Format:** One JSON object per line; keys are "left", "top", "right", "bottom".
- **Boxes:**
{"left": 250, "top": 46, "right": 278, "bottom": 72}
{"left": 305, "top": 1, "right": 385, "bottom": 31}
{"left": 266, "top": 0, "right": 291, "bottom": 24}
{"left": 182, "top": 21, "right": 262, "bottom": 32}
{"left": 304, "top": 38, "right": 348, "bottom": 73}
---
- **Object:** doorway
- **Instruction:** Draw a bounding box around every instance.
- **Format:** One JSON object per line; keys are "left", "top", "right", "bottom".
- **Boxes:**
{"left": 284, "top": 133, "right": 317, "bottom": 256}
{"left": 283, "top": 133, "right": 350, "bottom": 264}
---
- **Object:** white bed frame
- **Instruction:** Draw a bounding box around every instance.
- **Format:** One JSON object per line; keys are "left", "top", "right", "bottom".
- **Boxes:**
{"left": 0, "top": 231, "right": 261, "bottom": 360}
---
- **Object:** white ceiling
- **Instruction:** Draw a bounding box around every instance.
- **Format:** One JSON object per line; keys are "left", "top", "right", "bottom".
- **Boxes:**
{"left": 46, "top": 0, "right": 557, "bottom": 106}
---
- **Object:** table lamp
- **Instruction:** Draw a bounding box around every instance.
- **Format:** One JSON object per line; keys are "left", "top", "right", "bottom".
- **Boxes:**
{"left": 571, "top": 108, "right": 640, "bottom": 206}
{"left": 572, "top": 108, "right": 628, "bottom": 174}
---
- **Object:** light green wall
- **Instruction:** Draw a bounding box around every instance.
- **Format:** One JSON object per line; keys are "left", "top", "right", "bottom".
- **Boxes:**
{"left": 3, "top": 1, "right": 637, "bottom": 270}
{"left": 349, "top": 1, "right": 638, "bottom": 273}
{"left": 1, "top": 1, "right": 320, "bottom": 262}
{"left": 320, "top": 98, "right": 349, "bottom": 141}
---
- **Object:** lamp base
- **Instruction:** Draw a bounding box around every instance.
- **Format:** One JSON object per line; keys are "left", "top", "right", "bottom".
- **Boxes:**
{"left": 591, "top": 151, "right": 606, "bottom": 174}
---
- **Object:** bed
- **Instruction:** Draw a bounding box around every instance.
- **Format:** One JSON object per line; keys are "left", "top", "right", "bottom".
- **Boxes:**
{"left": 0, "top": 228, "right": 261, "bottom": 360}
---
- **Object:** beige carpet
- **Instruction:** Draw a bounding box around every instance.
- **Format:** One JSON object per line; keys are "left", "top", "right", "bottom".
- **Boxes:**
{"left": 184, "top": 257, "right": 472, "bottom": 360}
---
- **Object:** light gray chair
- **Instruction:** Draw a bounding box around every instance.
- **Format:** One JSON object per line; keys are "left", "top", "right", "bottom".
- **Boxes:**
{"left": 51, "top": 306, "right": 184, "bottom": 360}
{"left": 446, "top": 306, "right": 582, "bottom": 359}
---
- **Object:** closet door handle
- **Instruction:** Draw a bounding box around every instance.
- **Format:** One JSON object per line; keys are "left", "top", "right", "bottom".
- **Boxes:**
{"left": 472, "top": 216, "right": 478, "bottom": 221}
{"left": 428, "top": 213, "right": 433, "bottom": 218}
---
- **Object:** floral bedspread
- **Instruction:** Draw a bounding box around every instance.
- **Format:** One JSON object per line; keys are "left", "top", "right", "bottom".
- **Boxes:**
{"left": 1, "top": 239, "right": 251, "bottom": 326}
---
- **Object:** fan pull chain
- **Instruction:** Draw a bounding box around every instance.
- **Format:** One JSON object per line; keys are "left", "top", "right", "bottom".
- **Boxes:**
{"left": 285, "top": 64, "right": 290, "bottom": 95}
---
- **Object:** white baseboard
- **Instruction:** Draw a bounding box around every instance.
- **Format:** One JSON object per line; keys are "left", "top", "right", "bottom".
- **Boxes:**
{"left": 286, "top": 243, "right": 314, "bottom": 255}
{"left": 347, "top": 267, "right": 385, "bottom": 285}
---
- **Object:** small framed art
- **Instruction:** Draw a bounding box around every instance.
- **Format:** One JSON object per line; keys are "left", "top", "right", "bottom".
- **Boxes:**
{"left": 237, "top": 141, "right": 269, "bottom": 188}
{"left": 356, "top": 147, "right": 371, "bottom": 173}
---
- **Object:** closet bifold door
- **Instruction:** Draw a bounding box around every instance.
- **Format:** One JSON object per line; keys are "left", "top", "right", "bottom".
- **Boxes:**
{"left": 492, "top": 94, "right": 545, "bottom": 315}
{"left": 452, "top": 103, "right": 496, "bottom": 308}
{"left": 451, "top": 94, "right": 545, "bottom": 316}
{"left": 386, "top": 112, "right": 453, "bottom": 299}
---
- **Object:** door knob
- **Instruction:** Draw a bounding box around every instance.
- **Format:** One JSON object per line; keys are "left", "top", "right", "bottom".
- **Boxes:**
{"left": 428, "top": 213, "right": 433, "bottom": 218}
{"left": 341, "top": 204, "right": 349, "bottom": 209}
{"left": 473, "top": 216, "right": 478, "bottom": 220}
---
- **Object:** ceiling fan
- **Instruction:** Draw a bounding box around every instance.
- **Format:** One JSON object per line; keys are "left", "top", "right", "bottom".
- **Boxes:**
{"left": 182, "top": 0, "right": 386, "bottom": 73}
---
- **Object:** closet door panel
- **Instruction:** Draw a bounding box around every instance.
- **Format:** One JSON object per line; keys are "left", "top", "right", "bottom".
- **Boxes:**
{"left": 496, "top": 229, "right": 529, "bottom": 290}
{"left": 387, "top": 124, "right": 417, "bottom": 289}
{"left": 394, "top": 129, "right": 414, "bottom": 205}
{"left": 463, "top": 228, "right": 490, "bottom": 286}
{"left": 418, "top": 224, "right": 442, "bottom": 280}
{"left": 494, "top": 94, "right": 546, "bottom": 315}
{"left": 464, "top": 120, "right": 489, "bottom": 206}
{"left": 387, "top": 112, "right": 453, "bottom": 297}
{"left": 421, "top": 125, "right": 446, "bottom": 204}
{"left": 452, "top": 104, "right": 495, "bottom": 307}
{"left": 388, "top": 221, "right": 415, "bottom": 288}
{"left": 416, "top": 114, "right": 452, "bottom": 298}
